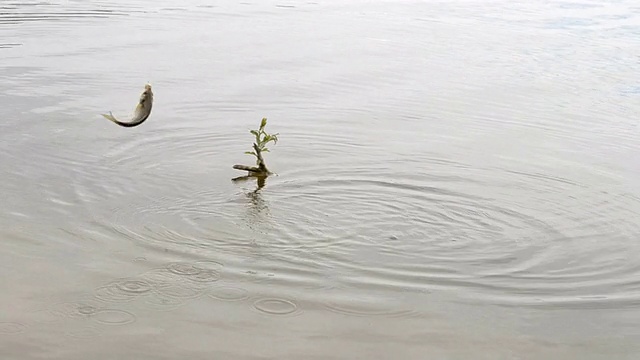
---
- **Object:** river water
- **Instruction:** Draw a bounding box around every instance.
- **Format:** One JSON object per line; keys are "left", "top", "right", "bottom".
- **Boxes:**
{"left": 1, "top": 0, "right": 640, "bottom": 359}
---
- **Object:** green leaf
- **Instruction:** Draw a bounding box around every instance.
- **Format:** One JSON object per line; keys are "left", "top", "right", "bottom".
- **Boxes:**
{"left": 238, "top": 118, "right": 278, "bottom": 171}
{"left": 250, "top": 130, "right": 260, "bottom": 143}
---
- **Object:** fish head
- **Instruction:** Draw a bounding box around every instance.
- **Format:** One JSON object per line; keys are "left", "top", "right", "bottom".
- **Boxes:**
{"left": 139, "top": 84, "right": 153, "bottom": 106}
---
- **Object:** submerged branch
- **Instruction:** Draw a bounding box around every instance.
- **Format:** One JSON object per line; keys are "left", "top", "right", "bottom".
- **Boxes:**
{"left": 232, "top": 164, "right": 264, "bottom": 173}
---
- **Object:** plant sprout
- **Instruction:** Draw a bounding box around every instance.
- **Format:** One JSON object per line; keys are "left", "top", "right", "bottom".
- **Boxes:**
{"left": 233, "top": 117, "right": 279, "bottom": 177}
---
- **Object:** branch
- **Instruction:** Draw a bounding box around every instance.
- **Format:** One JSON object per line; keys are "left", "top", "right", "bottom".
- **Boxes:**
{"left": 232, "top": 165, "right": 263, "bottom": 173}
{"left": 253, "top": 143, "right": 269, "bottom": 173}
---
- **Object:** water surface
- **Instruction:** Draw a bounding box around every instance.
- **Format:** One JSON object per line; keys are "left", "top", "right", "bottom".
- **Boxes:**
{"left": 1, "top": 0, "right": 640, "bottom": 359}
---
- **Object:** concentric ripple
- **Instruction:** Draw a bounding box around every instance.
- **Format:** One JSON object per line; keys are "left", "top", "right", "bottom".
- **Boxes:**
{"left": 262, "top": 160, "right": 640, "bottom": 308}
{"left": 94, "top": 277, "right": 153, "bottom": 303}
{"left": 144, "top": 294, "right": 188, "bottom": 312}
{"left": 155, "top": 284, "right": 206, "bottom": 300}
{"left": 115, "top": 279, "right": 154, "bottom": 295}
{"left": 139, "top": 268, "right": 185, "bottom": 288}
{"left": 66, "top": 127, "right": 249, "bottom": 256}
{"left": 322, "top": 292, "right": 418, "bottom": 318}
{"left": 253, "top": 298, "right": 300, "bottom": 316}
{"left": 64, "top": 326, "right": 104, "bottom": 340}
{"left": 91, "top": 309, "right": 136, "bottom": 326}
{"left": 166, "top": 262, "right": 202, "bottom": 276}
{"left": 0, "top": 322, "right": 27, "bottom": 335}
{"left": 139, "top": 267, "right": 209, "bottom": 300}
{"left": 208, "top": 286, "right": 250, "bottom": 302}
{"left": 185, "top": 268, "right": 221, "bottom": 284}
{"left": 42, "top": 298, "right": 105, "bottom": 320}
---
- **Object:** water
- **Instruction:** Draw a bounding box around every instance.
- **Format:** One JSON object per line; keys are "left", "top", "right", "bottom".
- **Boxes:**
{"left": 1, "top": 0, "right": 640, "bottom": 358}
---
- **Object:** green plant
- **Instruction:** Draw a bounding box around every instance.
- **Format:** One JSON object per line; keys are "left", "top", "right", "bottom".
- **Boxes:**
{"left": 245, "top": 117, "right": 278, "bottom": 166}
{"left": 233, "top": 117, "right": 278, "bottom": 176}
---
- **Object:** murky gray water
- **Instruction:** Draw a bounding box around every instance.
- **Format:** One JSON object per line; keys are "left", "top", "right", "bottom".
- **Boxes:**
{"left": 2, "top": 0, "right": 640, "bottom": 358}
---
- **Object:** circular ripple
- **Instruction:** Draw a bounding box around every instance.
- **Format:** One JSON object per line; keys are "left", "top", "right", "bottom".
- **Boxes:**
{"left": 69, "top": 130, "right": 243, "bottom": 260}
{"left": 47, "top": 300, "right": 104, "bottom": 319}
{"left": 208, "top": 286, "right": 250, "bottom": 302}
{"left": 64, "top": 326, "right": 103, "bottom": 339}
{"left": 115, "top": 279, "right": 153, "bottom": 295}
{"left": 253, "top": 298, "right": 299, "bottom": 316}
{"left": 193, "top": 260, "right": 224, "bottom": 271}
{"left": 77, "top": 305, "right": 100, "bottom": 316}
{"left": 264, "top": 172, "right": 578, "bottom": 302}
{"left": 93, "top": 283, "right": 138, "bottom": 303}
{"left": 144, "top": 294, "right": 187, "bottom": 312}
{"left": 166, "top": 262, "right": 202, "bottom": 276}
{"left": 91, "top": 309, "right": 136, "bottom": 326}
{"left": 186, "top": 269, "right": 221, "bottom": 284}
{"left": 0, "top": 322, "right": 27, "bottom": 335}
{"left": 139, "top": 268, "right": 184, "bottom": 288}
{"left": 156, "top": 283, "right": 206, "bottom": 300}
{"left": 324, "top": 298, "right": 415, "bottom": 318}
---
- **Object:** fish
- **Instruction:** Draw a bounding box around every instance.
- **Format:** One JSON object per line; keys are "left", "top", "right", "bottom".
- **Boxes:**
{"left": 101, "top": 84, "right": 153, "bottom": 127}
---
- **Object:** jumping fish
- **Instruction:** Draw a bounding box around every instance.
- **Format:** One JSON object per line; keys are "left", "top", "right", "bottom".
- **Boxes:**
{"left": 101, "top": 84, "right": 153, "bottom": 127}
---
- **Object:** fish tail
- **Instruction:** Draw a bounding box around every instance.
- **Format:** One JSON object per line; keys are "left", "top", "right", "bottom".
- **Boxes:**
{"left": 101, "top": 112, "right": 129, "bottom": 127}
{"left": 101, "top": 111, "right": 119, "bottom": 123}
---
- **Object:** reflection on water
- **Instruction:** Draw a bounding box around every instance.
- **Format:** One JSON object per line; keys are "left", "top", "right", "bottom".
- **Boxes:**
{"left": 232, "top": 172, "right": 268, "bottom": 191}
{"left": 2, "top": 0, "right": 640, "bottom": 358}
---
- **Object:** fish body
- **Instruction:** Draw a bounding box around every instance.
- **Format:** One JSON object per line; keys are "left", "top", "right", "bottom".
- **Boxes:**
{"left": 102, "top": 84, "right": 153, "bottom": 127}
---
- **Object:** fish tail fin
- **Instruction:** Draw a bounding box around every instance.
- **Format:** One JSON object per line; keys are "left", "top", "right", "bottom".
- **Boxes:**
{"left": 101, "top": 111, "right": 119, "bottom": 122}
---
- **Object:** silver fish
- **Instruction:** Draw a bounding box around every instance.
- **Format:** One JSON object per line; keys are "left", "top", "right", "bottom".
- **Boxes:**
{"left": 101, "top": 84, "right": 153, "bottom": 127}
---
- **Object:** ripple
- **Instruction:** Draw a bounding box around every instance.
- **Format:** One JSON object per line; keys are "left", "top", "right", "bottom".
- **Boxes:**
{"left": 144, "top": 294, "right": 187, "bottom": 312}
{"left": 91, "top": 309, "right": 136, "bottom": 326}
{"left": 262, "top": 159, "right": 640, "bottom": 307}
{"left": 138, "top": 267, "right": 209, "bottom": 299}
{"left": 139, "top": 268, "right": 185, "bottom": 288}
{"left": 93, "top": 284, "right": 137, "bottom": 303}
{"left": 208, "top": 286, "right": 250, "bottom": 302}
{"left": 0, "top": 2, "right": 133, "bottom": 25}
{"left": 156, "top": 284, "right": 206, "bottom": 300}
{"left": 324, "top": 295, "right": 416, "bottom": 318}
{"left": 193, "top": 260, "right": 225, "bottom": 271}
{"left": 115, "top": 279, "right": 154, "bottom": 295}
{"left": 47, "top": 299, "right": 104, "bottom": 319}
{"left": 164, "top": 261, "right": 222, "bottom": 284}
{"left": 253, "top": 298, "right": 300, "bottom": 316}
{"left": 1, "top": 0, "right": 639, "bottom": 329}
{"left": 94, "top": 278, "right": 152, "bottom": 303}
{"left": 69, "top": 129, "right": 243, "bottom": 252}
{"left": 186, "top": 268, "right": 221, "bottom": 284}
{"left": 102, "top": 128, "right": 240, "bottom": 172}
{"left": 0, "top": 322, "right": 27, "bottom": 335}
{"left": 166, "top": 262, "right": 202, "bottom": 276}
{"left": 64, "top": 326, "right": 103, "bottom": 339}
{"left": 267, "top": 173, "right": 558, "bottom": 263}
